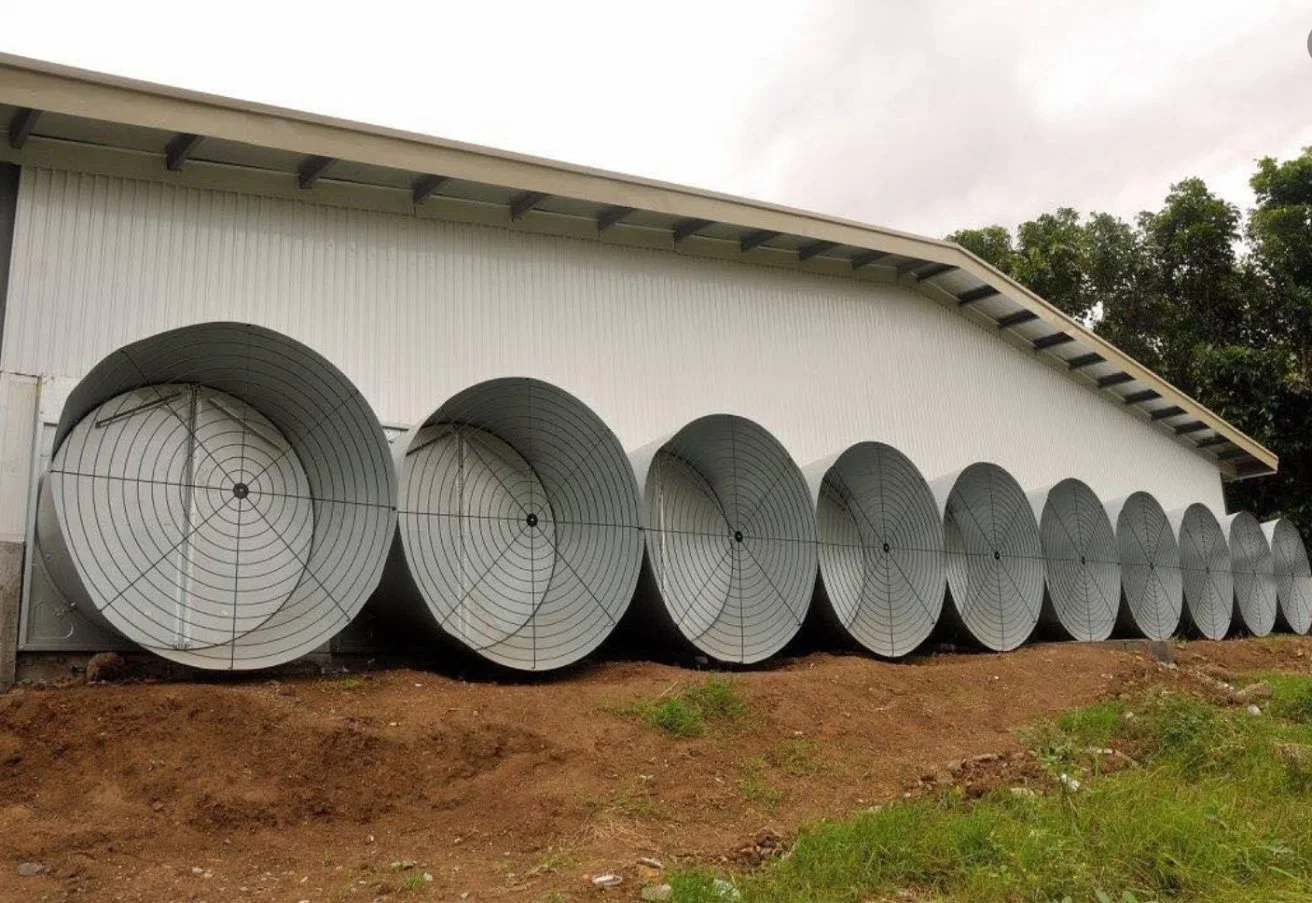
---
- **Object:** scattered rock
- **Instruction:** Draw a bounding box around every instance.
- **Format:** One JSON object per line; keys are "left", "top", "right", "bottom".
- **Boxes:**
{"left": 1236, "top": 682, "right": 1273, "bottom": 703}
{"left": 641, "top": 884, "right": 673, "bottom": 901}
{"left": 1247, "top": 704, "right": 1263, "bottom": 717}
{"left": 637, "top": 857, "right": 664, "bottom": 870}
{"left": 592, "top": 873, "right": 622, "bottom": 888}
{"left": 17, "top": 862, "right": 48, "bottom": 878}
{"left": 151, "top": 800, "right": 164, "bottom": 812}
{"left": 1010, "top": 786, "right": 1037, "bottom": 798}
{"left": 1058, "top": 773, "right": 1081, "bottom": 792}
{"left": 191, "top": 866, "right": 206, "bottom": 876}
{"left": 1275, "top": 743, "right": 1312, "bottom": 766}
{"left": 85, "top": 652, "right": 127, "bottom": 684}
{"left": 712, "top": 877, "right": 741, "bottom": 900}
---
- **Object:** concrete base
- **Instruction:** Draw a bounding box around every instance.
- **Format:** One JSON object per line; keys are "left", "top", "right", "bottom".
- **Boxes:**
{"left": 0, "top": 541, "right": 21, "bottom": 690}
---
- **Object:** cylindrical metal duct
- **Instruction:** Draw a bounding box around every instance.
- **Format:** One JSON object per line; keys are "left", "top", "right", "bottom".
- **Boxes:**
{"left": 1027, "top": 479, "right": 1120, "bottom": 642}
{"left": 1263, "top": 518, "right": 1312, "bottom": 635}
{"left": 1170, "top": 503, "right": 1234, "bottom": 640}
{"left": 631, "top": 415, "right": 817, "bottom": 664}
{"left": 803, "top": 442, "right": 944, "bottom": 658}
{"left": 35, "top": 322, "right": 396, "bottom": 669}
{"left": 1224, "top": 511, "right": 1277, "bottom": 637}
{"left": 931, "top": 462, "right": 1042, "bottom": 652}
{"left": 1106, "top": 492, "right": 1182, "bottom": 640}
{"left": 389, "top": 378, "right": 643, "bottom": 671}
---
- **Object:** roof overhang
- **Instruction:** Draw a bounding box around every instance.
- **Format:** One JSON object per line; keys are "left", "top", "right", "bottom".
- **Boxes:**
{"left": 0, "top": 52, "right": 1277, "bottom": 481}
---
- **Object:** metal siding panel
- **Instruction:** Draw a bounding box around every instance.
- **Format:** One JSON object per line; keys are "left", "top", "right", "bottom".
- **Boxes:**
{"left": 1, "top": 169, "right": 1224, "bottom": 514}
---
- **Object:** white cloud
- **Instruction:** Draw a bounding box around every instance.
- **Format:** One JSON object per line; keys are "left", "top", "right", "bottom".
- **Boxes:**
{"left": 4, "top": 0, "right": 1309, "bottom": 236}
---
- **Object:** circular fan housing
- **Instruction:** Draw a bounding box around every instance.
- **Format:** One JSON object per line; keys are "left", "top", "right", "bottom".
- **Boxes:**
{"left": 1171, "top": 503, "right": 1233, "bottom": 639}
{"left": 1107, "top": 492, "right": 1182, "bottom": 640}
{"left": 1263, "top": 518, "right": 1312, "bottom": 635}
{"left": 933, "top": 462, "right": 1042, "bottom": 652}
{"left": 36, "top": 323, "right": 396, "bottom": 669}
{"left": 1225, "top": 512, "right": 1277, "bottom": 636}
{"left": 806, "top": 442, "right": 944, "bottom": 658}
{"left": 393, "top": 378, "right": 643, "bottom": 671}
{"left": 632, "top": 415, "right": 817, "bottom": 664}
{"left": 1030, "top": 479, "right": 1120, "bottom": 642}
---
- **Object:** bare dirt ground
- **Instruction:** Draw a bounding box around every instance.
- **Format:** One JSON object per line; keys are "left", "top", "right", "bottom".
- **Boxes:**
{"left": 3, "top": 636, "right": 1310, "bottom": 903}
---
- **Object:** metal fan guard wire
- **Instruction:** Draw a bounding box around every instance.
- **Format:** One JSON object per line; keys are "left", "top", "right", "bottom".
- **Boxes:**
{"left": 390, "top": 377, "right": 643, "bottom": 671}
{"left": 1106, "top": 492, "right": 1182, "bottom": 640}
{"left": 35, "top": 322, "right": 396, "bottom": 669}
{"left": 1263, "top": 518, "right": 1312, "bottom": 635}
{"left": 1225, "top": 511, "right": 1277, "bottom": 637}
{"left": 631, "top": 414, "right": 817, "bottom": 664}
{"left": 931, "top": 462, "right": 1043, "bottom": 652}
{"left": 1169, "top": 503, "right": 1233, "bottom": 640}
{"left": 1028, "top": 479, "right": 1120, "bottom": 642}
{"left": 803, "top": 441, "right": 944, "bottom": 658}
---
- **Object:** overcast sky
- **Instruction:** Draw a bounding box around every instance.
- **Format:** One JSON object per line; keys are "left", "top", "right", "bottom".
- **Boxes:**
{"left": 4, "top": 1, "right": 1310, "bottom": 238}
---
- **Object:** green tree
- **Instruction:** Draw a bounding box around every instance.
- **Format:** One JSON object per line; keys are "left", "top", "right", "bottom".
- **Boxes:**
{"left": 946, "top": 225, "right": 1015, "bottom": 275}
{"left": 1013, "top": 208, "right": 1092, "bottom": 322}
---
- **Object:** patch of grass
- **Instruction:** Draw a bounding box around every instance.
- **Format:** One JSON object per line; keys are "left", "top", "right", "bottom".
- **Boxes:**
{"left": 767, "top": 738, "right": 828, "bottom": 778}
{"left": 668, "top": 674, "right": 1312, "bottom": 903}
{"left": 399, "top": 870, "right": 430, "bottom": 893}
{"left": 329, "top": 675, "right": 364, "bottom": 691}
{"left": 738, "top": 756, "right": 782, "bottom": 811}
{"left": 611, "top": 677, "right": 747, "bottom": 738}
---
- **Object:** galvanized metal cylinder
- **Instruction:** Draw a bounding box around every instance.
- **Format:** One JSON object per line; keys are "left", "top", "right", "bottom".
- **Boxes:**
{"left": 631, "top": 414, "right": 817, "bottom": 664}
{"left": 1170, "top": 503, "right": 1234, "bottom": 639}
{"left": 1027, "top": 479, "right": 1120, "bottom": 642}
{"left": 803, "top": 441, "right": 944, "bottom": 658}
{"left": 1224, "top": 511, "right": 1277, "bottom": 636}
{"left": 1263, "top": 518, "right": 1312, "bottom": 635}
{"left": 1106, "top": 492, "right": 1182, "bottom": 640}
{"left": 34, "top": 322, "right": 396, "bottom": 669}
{"left": 389, "top": 378, "right": 643, "bottom": 671}
{"left": 931, "top": 462, "right": 1042, "bottom": 652}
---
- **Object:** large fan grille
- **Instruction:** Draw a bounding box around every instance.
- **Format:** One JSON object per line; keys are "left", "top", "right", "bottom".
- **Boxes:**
{"left": 1226, "top": 512, "right": 1277, "bottom": 637}
{"left": 637, "top": 415, "right": 817, "bottom": 664}
{"left": 810, "top": 442, "right": 943, "bottom": 658}
{"left": 1033, "top": 479, "right": 1120, "bottom": 642}
{"left": 936, "top": 463, "right": 1043, "bottom": 652}
{"left": 1109, "top": 492, "right": 1182, "bottom": 640}
{"left": 394, "top": 378, "right": 643, "bottom": 671}
{"left": 1173, "top": 504, "right": 1234, "bottom": 639}
{"left": 35, "top": 323, "right": 395, "bottom": 669}
{"left": 1264, "top": 518, "right": 1312, "bottom": 635}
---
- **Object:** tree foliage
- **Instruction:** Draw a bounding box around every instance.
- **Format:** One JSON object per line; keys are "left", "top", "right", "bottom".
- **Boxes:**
{"left": 947, "top": 150, "right": 1312, "bottom": 534}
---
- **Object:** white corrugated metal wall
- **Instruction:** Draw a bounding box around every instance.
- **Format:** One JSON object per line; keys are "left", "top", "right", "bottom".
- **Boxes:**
{"left": 1, "top": 167, "right": 1225, "bottom": 514}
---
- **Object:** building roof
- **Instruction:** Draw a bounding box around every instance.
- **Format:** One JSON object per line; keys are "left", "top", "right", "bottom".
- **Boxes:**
{"left": 0, "top": 51, "right": 1276, "bottom": 479}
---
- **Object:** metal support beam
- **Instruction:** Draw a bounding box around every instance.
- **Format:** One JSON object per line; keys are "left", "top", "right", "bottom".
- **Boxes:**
{"left": 411, "top": 174, "right": 450, "bottom": 204}
{"left": 597, "top": 205, "right": 633, "bottom": 232}
{"left": 996, "top": 310, "right": 1038, "bottom": 329}
{"left": 850, "top": 250, "right": 891, "bottom": 270}
{"left": 297, "top": 155, "right": 334, "bottom": 189}
{"left": 510, "top": 190, "right": 548, "bottom": 220}
{"left": 1149, "top": 405, "right": 1186, "bottom": 421}
{"left": 1122, "top": 389, "right": 1161, "bottom": 405}
{"left": 913, "top": 262, "right": 956, "bottom": 281}
{"left": 165, "top": 133, "right": 202, "bottom": 171}
{"left": 672, "top": 218, "right": 713, "bottom": 243}
{"left": 7, "top": 108, "right": 38, "bottom": 150}
{"left": 1194, "top": 434, "right": 1228, "bottom": 447}
{"left": 798, "top": 240, "right": 838, "bottom": 261}
{"left": 740, "top": 230, "right": 780, "bottom": 253}
{"left": 1097, "top": 372, "right": 1135, "bottom": 389}
{"left": 957, "top": 285, "right": 1000, "bottom": 305}
{"left": 1032, "top": 332, "right": 1074, "bottom": 351}
{"left": 1067, "top": 352, "right": 1103, "bottom": 370}
{"left": 1216, "top": 447, "right": 1247, "bottom": 461}
{"left": 1175, "top": 421, "right": 1210, "bottom": 436}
